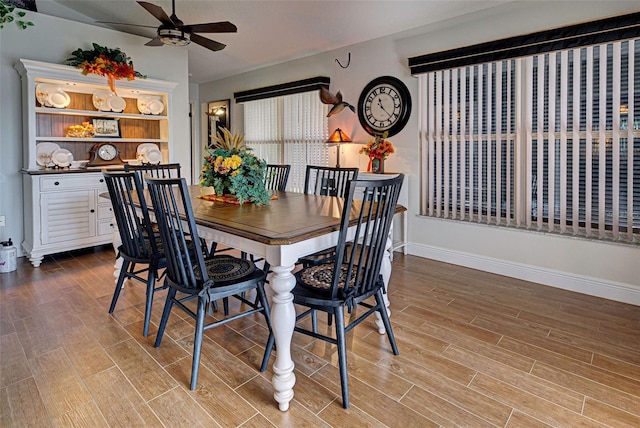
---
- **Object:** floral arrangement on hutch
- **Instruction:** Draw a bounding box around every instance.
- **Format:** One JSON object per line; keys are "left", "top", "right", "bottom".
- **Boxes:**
{"left": 359, "top": 131, "right": 395, "bottom": 173}
{"left": 200, "top": 127, "right": 272, "bottom": 205}
{"left": 65, "top": 43, "right": 146, "bottom": 93}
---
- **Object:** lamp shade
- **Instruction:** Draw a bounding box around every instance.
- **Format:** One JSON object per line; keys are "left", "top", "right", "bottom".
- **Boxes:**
{"left": 327, "top": 128, "right": 351, "bottom": 167}
{"left": 327, "top": 128, "right": 352, "bottom": 144}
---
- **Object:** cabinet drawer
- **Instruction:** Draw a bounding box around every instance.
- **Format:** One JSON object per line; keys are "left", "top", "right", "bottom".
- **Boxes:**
{"left": 40, "top": 175, "right": 106, "bottom": 191}
{"left": 98, "top": 220, "right": 115, "bottom": 236}
{"left": 98, "top": 204, "right": 113, "bottom": 220}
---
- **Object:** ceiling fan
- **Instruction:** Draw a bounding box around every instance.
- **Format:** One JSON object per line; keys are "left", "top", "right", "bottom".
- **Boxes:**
{"left": 98, "top": 0, "right": 237, "bottom": 52}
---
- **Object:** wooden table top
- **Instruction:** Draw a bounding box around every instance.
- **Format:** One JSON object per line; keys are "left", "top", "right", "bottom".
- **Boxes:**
{"left": 127, "top": 185, "right": 406, "bottom": 247}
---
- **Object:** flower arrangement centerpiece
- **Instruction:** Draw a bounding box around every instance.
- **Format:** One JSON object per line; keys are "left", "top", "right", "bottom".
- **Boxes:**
{"left": 65, "top": 43, "right": 146, "bottom": 93}
{"left": 200, "top": 127, "right": 271, "bottom": 205}
{"left": 359, "top": 131, "right": 395, "bottom": 173}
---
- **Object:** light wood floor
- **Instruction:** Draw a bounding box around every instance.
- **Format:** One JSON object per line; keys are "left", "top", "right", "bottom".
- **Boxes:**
{"left": 1, "top": 246, "right": 639, "bottom": 427}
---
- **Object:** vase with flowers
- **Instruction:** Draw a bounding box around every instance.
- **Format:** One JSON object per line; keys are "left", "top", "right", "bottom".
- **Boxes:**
{"left": 359, "top": 132, "right": 395, "bottom": 173}
{"left": 65, "top": 43, "right": 146, "bottom": 94}
{"left": 200, "top": 128, "right": 271, "bottom": 205}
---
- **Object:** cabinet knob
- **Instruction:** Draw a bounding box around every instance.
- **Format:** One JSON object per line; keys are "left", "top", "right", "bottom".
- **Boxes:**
{"left": 99, "top": 179, "right": 104, "bottom": 183}
{"left": 90, "top": 209, "right": 95, "bottom": 213}
{"left": 54, "top": 181, "right": 60, "bottom": 186}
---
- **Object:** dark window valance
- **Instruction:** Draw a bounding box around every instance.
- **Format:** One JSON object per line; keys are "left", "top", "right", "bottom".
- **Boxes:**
{"left": 234, "top": 76, "right": 330, "bottom": 103}
{"left": 408, "top": 11, "right": 640, "bottom": 75}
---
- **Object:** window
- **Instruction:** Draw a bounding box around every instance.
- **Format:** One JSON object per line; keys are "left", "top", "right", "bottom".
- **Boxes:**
{"left": 420, "top": 39, "right": 639, "bottom": 244}
{"left": 242, "top": 92, "right": 328, "bottom": 192}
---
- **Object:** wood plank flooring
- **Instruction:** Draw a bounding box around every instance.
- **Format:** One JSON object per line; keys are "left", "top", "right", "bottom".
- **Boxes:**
{"left": 1, "top": 245, "right": 638, "bottom": 427}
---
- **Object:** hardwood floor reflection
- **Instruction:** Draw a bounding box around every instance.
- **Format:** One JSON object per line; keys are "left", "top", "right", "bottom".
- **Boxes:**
{"left": 1, "top": 245, "right": 638, "bottom": 427}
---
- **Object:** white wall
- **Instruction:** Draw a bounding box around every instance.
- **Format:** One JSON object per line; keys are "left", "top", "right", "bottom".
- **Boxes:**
{"left": 198, "top": 1, "right": 640, "bottom": 304}
{"left": 0, "top": 11, "right": 191, "bottom": 256}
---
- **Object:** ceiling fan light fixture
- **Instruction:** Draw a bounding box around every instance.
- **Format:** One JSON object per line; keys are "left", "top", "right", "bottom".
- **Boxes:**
{"left": 158, "top": 28, "right": 191, "bottom": 46}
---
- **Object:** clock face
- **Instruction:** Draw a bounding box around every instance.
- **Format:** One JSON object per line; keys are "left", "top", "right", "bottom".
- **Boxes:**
{"left": 358, "top": 76, "right": 411, "bottom": 137}
{"left": 98, "top": 144, "right": 118, "bottom": 161}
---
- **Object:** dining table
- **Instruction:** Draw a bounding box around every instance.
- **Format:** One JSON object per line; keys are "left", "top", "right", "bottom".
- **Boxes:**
{"left": 118, "top": 185, "right": 406, "bottom": 411}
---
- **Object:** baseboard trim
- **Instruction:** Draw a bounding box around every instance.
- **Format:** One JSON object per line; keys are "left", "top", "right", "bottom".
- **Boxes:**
{"left": 406, "top": 243, "right": 640, "bottom": 306}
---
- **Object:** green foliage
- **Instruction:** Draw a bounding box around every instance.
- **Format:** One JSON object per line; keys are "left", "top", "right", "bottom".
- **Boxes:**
{"left": 0, "top": 0, "right": 34, "bottom": 30}
{"left": 200, "top": 132, "right": 271, "bottom": 205}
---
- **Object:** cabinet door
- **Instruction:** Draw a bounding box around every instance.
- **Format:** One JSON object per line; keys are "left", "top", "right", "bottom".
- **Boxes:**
{"left": 40, "top": 190, "right": 96, "bottom": 244}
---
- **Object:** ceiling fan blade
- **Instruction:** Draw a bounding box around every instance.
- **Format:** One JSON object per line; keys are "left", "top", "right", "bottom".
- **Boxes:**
{"left": 183, "top": 21, "right": 237, "bottom": 34}
{"left": 95, "top": 20, "right": 157, "bottom": 29}
{"left": 138, "top": 1, "right": 174, "bottom": 27}
{"left": 190, "top": 33, "right": 226, "bottom": 52}
{"left": 145, "top": 37, "right": 165, "bottom": 47}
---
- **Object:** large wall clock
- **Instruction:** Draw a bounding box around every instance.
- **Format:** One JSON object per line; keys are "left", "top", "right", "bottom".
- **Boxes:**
{"left": 357, "top": 75, "right": 412, "bottom": 137}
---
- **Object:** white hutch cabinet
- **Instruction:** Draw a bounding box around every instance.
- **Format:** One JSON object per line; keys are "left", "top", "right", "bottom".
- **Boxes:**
{"left": 15, "top": 59, "right": 177, "bottom": 267}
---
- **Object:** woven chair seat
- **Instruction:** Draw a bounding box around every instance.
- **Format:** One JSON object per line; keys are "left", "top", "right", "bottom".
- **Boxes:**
{"left": 194, "top": 256, "right": 256, "bottom": 284}
{"left": 297, "top": 264, "right": 357, "bottom": 292}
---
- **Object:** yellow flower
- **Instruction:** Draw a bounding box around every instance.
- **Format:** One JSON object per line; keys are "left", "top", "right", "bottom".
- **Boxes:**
{"left": 223, "top": 154, "right": 243, "bottom": 170}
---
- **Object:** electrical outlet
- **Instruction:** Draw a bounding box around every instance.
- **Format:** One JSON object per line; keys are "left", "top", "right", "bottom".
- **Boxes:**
{"left": 0, "top": 216, "right": 5, "bottom": 227}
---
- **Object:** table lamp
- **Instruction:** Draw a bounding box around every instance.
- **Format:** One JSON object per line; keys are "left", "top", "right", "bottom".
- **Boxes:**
{"left": 327, "top": 128, "right": 352, "bottom": 168}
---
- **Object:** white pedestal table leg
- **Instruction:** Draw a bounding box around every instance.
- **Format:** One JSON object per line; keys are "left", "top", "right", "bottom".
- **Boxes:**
{"left": 268, "top": 264, "right": 297, "bottom": 411}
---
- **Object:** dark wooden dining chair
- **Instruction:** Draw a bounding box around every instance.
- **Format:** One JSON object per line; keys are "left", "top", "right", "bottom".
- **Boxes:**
{"left": 124, "top": 163, "right": 181, "bottom": 188}
{"left": 304, "top": 165, "right": 358, "bottom": 198}
{"left": 145, "top": 176, "right": 274, "bottom": 390}
{"left": 262, "top": 174, "right": 404, "bottom": 408}
{"left": 298, "top": 165, "right": 359, "bottom": 268}
{"left": 102, "top": 171, "right": 166, "bottom": 337}
{"left": 264, "top": 164, "right": 291, "bottom": 192}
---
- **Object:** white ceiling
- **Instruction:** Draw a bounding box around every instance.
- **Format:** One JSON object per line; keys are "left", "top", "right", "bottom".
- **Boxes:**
{"left": 38, "top": 0, "right": 509, "bottom": 84}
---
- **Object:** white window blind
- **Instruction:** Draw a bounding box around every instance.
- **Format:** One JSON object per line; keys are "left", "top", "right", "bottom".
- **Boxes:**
{"left": 244, "top": 91, "right": 328, "bottom": 192}
{"left": 420, "top": 39, "right": 639, "bottom": 244}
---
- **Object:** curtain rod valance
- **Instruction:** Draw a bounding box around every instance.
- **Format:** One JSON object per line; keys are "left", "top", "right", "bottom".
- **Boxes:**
{"left": 234, "top": 76, "right": 330, "bottom": 103}
{"left": 408, "top": 11, "right": 640, "bottom": 75}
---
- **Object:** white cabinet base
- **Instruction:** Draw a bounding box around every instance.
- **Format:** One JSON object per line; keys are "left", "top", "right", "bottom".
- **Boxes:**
{"left": 22, "top": 172, "right": 114, "bottom": 267}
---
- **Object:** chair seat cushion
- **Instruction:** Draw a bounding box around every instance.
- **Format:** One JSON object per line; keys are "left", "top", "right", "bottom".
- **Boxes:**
{"left": 297, "top": 263, "right": 357, "bottom": 292}
{"left": 196, "top": 256, "right": 256, "bottom": 283}
{"left": 297, "top": 247, "right": 336, "bottom": 266}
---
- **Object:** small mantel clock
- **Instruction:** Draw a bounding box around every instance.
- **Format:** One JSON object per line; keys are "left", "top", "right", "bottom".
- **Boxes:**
{"left": 86, "top": 142, "right": 125, "bottom": 167}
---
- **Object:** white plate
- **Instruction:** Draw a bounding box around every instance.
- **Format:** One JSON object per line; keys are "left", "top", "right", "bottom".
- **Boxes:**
{"left": 148, "top": 99, "right": 164, "bottom": 115}
{"left": 136, "top": 143, "right": 159, "bottom": 154}
{"left": 137, "top": 95, "right": 152, "bottom": 114}
{"left": 51, "top": 148, "right": 73, "bottom": 167}
{"left": 35, "top": 83, "right": 54, "bottom": 107}
{"left": 93, "top": 89, "right": 113, "bottom": 112}
{"left": 48, "top": 91, "right": 71, "bottom": 109}
{"left": 36, "top": 142, "right": 61, "bottom": 166}
{"left": 108, "top": 95, "right": 126, "bottom": 113}
{"left": 143, "top": 148, "right": 162, "bottom": 164}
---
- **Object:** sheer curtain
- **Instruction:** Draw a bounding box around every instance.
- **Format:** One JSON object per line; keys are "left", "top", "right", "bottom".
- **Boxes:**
{"left": 244, "top": 91, "right": 328, "bottom": 192}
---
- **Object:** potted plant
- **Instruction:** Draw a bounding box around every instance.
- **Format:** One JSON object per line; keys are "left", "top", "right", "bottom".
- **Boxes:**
{"left": 200, "top": 128, "right": 271, "bottom": 205}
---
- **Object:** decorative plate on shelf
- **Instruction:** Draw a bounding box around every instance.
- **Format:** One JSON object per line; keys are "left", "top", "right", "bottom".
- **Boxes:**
{"left": 48, "top": 91, "right": 71, "bottom": 109}
{"left": 137, "top": 95, "right": 163, "bottom": 114}
{"left": 92, "top": 89, "right": 113, "bottom": 112}
{"left": 143, "top": 148, "right": 162, "bottom": 164}
{"left": 136, "top": 143, "right": 159, "bottom": 155}
{"left": 148, "top": 99, "right": 164, "bottom": 115}
{"left": 35, "top": 83, "right": 52, "bottom": 106}
{"left": 36, "top": 84, "right": 70, "bottom": 108}
{"left": 36, "top": 142, "right": 61, "bottom": 166}
{"left": 108, "top": 95, "right": 126, "bottom": 113}
{"left": 51, "top": 148, "right": 73, "bottom": 167}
